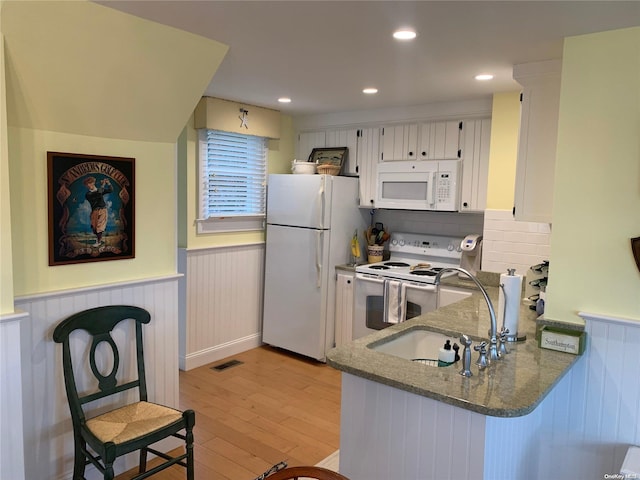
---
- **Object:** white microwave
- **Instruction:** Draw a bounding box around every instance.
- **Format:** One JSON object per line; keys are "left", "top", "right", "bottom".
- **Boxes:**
{"left": 376, "top": 160, "right": 461, "bottom": 211}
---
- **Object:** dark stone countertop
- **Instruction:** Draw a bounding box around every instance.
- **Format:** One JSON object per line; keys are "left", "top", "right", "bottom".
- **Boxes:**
{"left": 326, "top": 275, "right": 583, "bottom": 418}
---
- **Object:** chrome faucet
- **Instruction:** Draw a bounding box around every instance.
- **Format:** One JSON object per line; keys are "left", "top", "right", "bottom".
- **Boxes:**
{"left": 434, "top": 267, "right": 500, "bottom": 363}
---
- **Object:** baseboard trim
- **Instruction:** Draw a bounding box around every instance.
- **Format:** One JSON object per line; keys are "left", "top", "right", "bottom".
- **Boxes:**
{"left": 180, "top": 333, "right": 263, "bottom": 371}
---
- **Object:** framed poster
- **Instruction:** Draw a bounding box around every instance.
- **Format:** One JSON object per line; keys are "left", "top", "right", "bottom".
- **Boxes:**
{"left": 47, "top": 151, "right": 135, "bottom": 266}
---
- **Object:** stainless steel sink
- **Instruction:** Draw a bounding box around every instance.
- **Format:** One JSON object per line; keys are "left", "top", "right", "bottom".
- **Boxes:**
{"left": 368, "top": 328, "right": 456, "bottom": 366}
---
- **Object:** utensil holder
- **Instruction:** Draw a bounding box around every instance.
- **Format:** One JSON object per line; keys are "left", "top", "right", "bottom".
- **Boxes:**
{"left": 367, "top": 245, "right": 384, "bottom": 263}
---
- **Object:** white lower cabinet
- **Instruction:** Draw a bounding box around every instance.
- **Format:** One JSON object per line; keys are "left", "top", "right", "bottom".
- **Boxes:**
{"left": 334, "top": 271, "right": 355, "bottom": 347}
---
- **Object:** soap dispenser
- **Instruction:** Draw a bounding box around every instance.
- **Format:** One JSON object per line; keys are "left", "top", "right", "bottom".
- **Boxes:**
{"left": 438, "top": 340, "right": 456, "bottom": 366}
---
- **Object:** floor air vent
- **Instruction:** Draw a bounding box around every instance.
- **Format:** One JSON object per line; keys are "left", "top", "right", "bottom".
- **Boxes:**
{"left": 211, "top": 359, "right": 243, "bottom": 371}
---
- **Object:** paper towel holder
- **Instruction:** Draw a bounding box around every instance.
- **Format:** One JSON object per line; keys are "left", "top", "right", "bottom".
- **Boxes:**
{"left": 499, "top": 268, "right": 527, "bottom": 342}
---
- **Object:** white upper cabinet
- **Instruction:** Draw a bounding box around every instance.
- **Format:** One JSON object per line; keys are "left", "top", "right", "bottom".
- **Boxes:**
{"left": 380, "top": 121, "right": 461, "bottom": 162}
{"left": 297, "top": 129, "right": 359, "bottom": 175}
{"left": 419, "top": 121, "right": 462, "bottom": 160}
{"left": 297, "top": 131, "right": 326, "bottom": 162}
{"left": 326, "top": 128, "right": 359, "bottom": 176}
{"left": 356, "top": 127, "right": 380, "bottom": 208}
{"left": 379, "top": 124, "right": 419, "bottom": 161}
{"left": 513, "top": 59, "right": 562, "bottom": 223}
{"left": 459, "top": 119, "right": 491, "bottom": 212}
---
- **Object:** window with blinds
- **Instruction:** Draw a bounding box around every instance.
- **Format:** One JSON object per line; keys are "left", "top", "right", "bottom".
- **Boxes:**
{"left": 198, "top": 129, "right": 268, "bottom": 233}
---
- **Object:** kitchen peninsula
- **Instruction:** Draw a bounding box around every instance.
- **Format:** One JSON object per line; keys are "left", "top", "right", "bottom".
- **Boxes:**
{"left": 326, "top": 275, "right": 583, "bottom": 479}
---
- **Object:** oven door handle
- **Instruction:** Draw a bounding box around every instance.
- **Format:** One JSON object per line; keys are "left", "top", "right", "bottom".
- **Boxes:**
{"left": 404, "top": 282, "right": 438, "bottom": 292}
{"left": 355, "top": 273, "right": 386, "bottom": 284}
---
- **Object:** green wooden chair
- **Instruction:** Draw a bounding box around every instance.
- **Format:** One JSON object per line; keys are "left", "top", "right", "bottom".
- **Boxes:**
{"left": 53, "top": 305, "right": 195, "bottom": 480}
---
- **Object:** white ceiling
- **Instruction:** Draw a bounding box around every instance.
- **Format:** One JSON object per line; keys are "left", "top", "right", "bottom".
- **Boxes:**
{"left": 98, "top": 1, "right": 640, "bottom": 117}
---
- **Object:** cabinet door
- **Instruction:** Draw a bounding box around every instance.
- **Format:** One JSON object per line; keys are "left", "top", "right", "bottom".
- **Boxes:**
{"left": 380, "top": 124, "right": 418, "bottom": 161}
{"left": 513, "top": 60, "right": 561, "bottom": 223}
{"left": 357, "top": 127, "right": 380, "bottom": 208}
{"left": 335, "top": 271, "right": 355, "bottom": 347}
{"left": 326, "top": 128, "right": 359, "bottom": 175}
{"left": 420, "top": 121, "right": 461, "bottom": 160}
{"left": 459, "top": 119, "right": 491, "bottom": 212}
{"left": 297, "top": 131, "right": 326, "bottom": 161}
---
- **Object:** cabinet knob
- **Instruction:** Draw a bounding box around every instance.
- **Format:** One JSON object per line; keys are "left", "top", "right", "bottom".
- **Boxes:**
{"left": 463, "top": 202, "right": 468, "bottom": 207}
{"left": 421, "top": 151, "right": 427, "bottom": 157}
{"left": 408, "top": 151, "right": 414, "bottom": 156}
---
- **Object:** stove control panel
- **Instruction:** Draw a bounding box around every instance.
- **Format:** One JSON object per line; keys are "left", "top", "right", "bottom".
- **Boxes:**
{"left": 389, "top": 232, "right": 465, "bottom": 259}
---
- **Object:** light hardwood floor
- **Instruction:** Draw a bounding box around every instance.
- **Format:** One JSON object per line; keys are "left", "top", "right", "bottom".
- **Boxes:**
{"left": 115, "top": 346, "right": 342, "bottom": 480}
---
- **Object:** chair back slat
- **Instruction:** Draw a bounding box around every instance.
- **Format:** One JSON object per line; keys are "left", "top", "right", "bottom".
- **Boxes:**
{"left": 53, "top": 305, "right": 151, "bottom": 421}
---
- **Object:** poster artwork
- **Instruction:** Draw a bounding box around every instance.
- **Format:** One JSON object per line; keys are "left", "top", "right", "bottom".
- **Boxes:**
{"left": 47, "top": 152, "right": 135, "bottom": 265}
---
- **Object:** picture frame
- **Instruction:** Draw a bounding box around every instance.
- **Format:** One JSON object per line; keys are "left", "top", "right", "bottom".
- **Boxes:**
{"left": 47, "top": 151, "right": 135, "bottom": 266}
{"left": 308, "top": 147, "right": 348, "bottom": 174}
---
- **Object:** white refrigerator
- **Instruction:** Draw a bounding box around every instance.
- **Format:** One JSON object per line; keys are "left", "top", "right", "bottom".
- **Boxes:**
{"left": 262, "top": 174, "right": 366, "bottom": 361}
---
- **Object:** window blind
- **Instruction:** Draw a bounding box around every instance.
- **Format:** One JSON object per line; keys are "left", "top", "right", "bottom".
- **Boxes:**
{"left": 200, "top": 129, "right": 267, "bottom": 220}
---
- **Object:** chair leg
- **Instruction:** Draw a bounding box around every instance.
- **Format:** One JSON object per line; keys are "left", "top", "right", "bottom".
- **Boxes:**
{"left": 104, "top": 462, "right": 115, "bottom": 480}
{"left": 139, "top": 447, "right": 148, "bottom": 474}
{"left": 72, "top": 437, "right": 86, "bottom": 480}
{"left": 186, "top": 429, "right": 195, "bottom": 480}
{"left": 104, "top": 442, "right": 117, "bottom": 480}
{"left": 185, "top": 416, "right": 195, "bottom": 480}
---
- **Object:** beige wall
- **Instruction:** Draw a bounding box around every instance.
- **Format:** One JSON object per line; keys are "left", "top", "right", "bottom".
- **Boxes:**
{"left": 0, "top": 33, "right": 15, "bottom": 313}
{"left": 1, "top": 1, "right": 228, "bottom": 298}
{"left": 486, "top": 91, "right": 520, "bottom": 210}
{"left": 545, "top": 27, "right": 640, "bottom": 324}
{"left": 180, "top": 112, "right": 294, "bottom": 249}
{"left": 9, "top": 127, "right": 179, "bottom": 295}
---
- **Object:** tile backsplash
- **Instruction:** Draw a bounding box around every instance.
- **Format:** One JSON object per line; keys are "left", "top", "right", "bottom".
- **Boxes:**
{"left": 482, "top": 209, "right": 551, "bottom": 275}
{"left": 373, "top": 209, "right": 484, "bottom": 238}
{"left": 371, "top": 208, "right": 550, "bottom": 278}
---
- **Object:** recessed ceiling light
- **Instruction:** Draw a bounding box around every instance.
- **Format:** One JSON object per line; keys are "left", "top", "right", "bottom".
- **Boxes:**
{"left": 393, "top": 29, "right": 417, "bottom": 41}
{"left": 278, "top": 97, "right": 292, "bottom": 103}
{"left": 362, "top": 88, "right": 378, "bottom": 95}
{"left": 474, "top": 74, "right": 494, "bottom": 81}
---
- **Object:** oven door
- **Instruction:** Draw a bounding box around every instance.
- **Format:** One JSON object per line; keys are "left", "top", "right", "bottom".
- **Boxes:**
{"left": 353, "top": 273, "right": 438, "bottom": 340}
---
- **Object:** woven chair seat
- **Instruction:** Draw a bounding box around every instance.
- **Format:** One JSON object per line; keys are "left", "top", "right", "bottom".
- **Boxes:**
{"left": 87, "top": 401, "right": 182, "bottom": 444}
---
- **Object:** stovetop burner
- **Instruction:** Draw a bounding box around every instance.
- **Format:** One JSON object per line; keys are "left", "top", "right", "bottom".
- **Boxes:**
{"left": 383, "top": 262, "right": 410, "bottom": 267}
{"left": 410, "top": 270, "right": 437, "bottom": 276}
{"left": 369, "top": 265, "right": 390, "bottom": 270}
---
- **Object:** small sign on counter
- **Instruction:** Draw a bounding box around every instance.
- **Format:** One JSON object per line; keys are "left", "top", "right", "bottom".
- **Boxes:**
{"left": 539, "top": 326, "right": 586, "bottom": 355}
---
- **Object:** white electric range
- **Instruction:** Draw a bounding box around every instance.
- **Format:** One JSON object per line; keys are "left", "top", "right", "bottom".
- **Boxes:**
{"left": 353, "top": 232, "right": 464, "bottom": 339}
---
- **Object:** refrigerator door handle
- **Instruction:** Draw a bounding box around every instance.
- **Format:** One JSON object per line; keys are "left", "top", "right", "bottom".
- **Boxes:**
{"left": 317, "top": 178, "right": 325, "bottom": 229}
{"left": 316, "top": 230, "right": 323, "bottom": 288}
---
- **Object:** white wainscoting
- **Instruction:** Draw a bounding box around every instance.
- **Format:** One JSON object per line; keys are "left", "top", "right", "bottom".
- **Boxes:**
{"left": 534, "top": 312, "right": 640, "bottom": 479}
{"left": 1, "top": 310, "right": 28, "bottom": 480}
{"left": 15, "top": 275, "right": 182, "bottom": 480}
{"left": 179, "top": 243, "right": 265, "bottom": 370}
{"left": 340, "top": 312, "right": 640, "bottom": 479}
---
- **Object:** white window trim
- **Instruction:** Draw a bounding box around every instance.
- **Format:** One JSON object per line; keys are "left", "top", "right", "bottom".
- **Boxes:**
{"left": 196, "top": 130, "right": 267, "bottom": 234}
